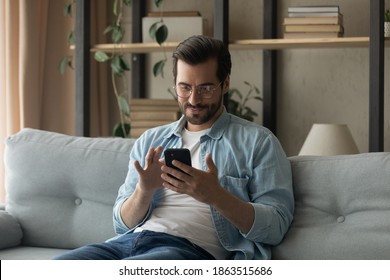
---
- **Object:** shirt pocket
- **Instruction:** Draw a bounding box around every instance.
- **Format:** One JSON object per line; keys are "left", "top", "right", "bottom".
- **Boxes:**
{"left": 221, "top": 175, "right": 250, "bottom": 202}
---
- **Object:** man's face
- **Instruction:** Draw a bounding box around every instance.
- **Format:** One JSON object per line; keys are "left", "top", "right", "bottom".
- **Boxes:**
{"left": 175, "top": 58, "right": 228, "bottom": 131}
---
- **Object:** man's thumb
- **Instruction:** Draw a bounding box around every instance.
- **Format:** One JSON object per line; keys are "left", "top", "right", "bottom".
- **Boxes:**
{"left": 205, "top": 153, "right": 217, "bottom": 173}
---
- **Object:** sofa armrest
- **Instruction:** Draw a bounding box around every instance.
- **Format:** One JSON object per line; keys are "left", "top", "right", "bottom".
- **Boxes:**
{"left": 0, "top": 210, "right": 23, "bottom": 249}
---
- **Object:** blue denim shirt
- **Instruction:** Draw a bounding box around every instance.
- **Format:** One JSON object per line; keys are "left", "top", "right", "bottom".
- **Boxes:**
{"left": 113, "top": 109, "right": 294, "bottom": 260}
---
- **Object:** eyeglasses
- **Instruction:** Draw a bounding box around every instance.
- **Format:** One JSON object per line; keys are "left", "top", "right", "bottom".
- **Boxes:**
{"left": 173, "top": 81, "right": 222, "bottom": 99}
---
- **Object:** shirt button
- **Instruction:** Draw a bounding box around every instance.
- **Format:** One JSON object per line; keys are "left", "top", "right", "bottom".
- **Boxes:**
{"left": 337, "top": 216, "right": 345, "bottom": 223}
{"left": 75, "top": 198, "right": 82, "bottom": 206}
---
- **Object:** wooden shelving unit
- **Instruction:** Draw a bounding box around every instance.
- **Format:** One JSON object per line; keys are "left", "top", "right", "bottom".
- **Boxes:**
{"left": 75, "top": 0, "right": 387, "bottom": 152}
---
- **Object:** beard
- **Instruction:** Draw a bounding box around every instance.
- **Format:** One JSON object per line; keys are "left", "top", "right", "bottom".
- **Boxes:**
{"left": 179, "top": 95, "right": 224, "bottom": 126}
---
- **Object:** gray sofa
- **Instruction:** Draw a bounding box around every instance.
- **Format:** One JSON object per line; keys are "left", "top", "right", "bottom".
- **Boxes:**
{"left": 1, "top": 128, "right": 390, "bottom": 260}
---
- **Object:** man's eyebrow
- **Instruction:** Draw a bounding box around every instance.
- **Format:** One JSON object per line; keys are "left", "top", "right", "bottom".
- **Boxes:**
{"left": 177, "top": 82, "right": 191, "bottom": 86}
{"left": 177, "top": 82, "right": 215, "bottom": 86}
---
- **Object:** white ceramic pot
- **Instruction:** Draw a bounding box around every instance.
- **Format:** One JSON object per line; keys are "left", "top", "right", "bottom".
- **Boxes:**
{"left": 385, "top": 22, "right": 390, "bottom": 38}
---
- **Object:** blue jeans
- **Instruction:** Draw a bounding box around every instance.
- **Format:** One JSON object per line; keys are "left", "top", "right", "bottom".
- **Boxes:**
{"left": 53, "top": 230, "right": 215, "bottom": 260}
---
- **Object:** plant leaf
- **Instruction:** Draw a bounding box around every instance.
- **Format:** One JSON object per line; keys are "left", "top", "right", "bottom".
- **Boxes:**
{"left": 244, "top": 107, "right": 258, "bottom": 117}
{"left": 149, "top": 21, "right": 169, "bottom": 44}
{"left": 123, "top": 0, "right": 132, "bottom": 7}
{"left": 242, "top": 107, "right": 257, "bottom": 122}
{"left": 155, "top": 24, "right": 168, "bottom": 45}
{"left": 149, "top": 22, "right": 159, "bottom": 40}
{"left": 67, "top": 31, "right": 75, "bottom": 45}
{"left": 229, "top": 88, "right": 243, "bottom": 100}
{"left": 111, "top": 55, "right": 123, "bottom": 75}
{"left": 119, "top": 56, "right": 130, "bottom": 71}
{"left": 104, "top": 25, "right": 114, "bottom": 34}
{"left": 117, "top": 95, "right": 130, "bottom": 117}
{"left": 154, "top": 0, "right": 164, "bottom": 8}
{"left": 63, "top": 3, "right": 72, "bottom": 17}
{"left": 153, "top": 59, "right": 166, "bottom": 77}
{"left": 226, "top": 99, "right": 239, "bottom": 115}
{"left": 228, "top": 88, "right": 239, "bottom": 97}
{"left": 94, "top": 51, "right": 110, "bottom": 62}
{"left": 112, "top": 25, "right": 124, "bottom": 43}
{"left": 111, "top": 55, "right": 130, "bottom": 76}
{"left": 59, "top": 56, "right": 69, "bottom": 75}
{"left": 113, "top": 122, "right": 131, "bottom": 138}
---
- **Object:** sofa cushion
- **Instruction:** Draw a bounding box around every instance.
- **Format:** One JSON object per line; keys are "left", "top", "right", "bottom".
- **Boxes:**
{"left": 0, "top": 210, "right": 23, "bottom": 249}
{"left": 272, "top": 152, "right": 390, "bottom": 259}
{"left": 0, "top": 246, "right": 70, "bottom": 260}
{"left": 4, "top": 128, "right": 135, "bottom": 249}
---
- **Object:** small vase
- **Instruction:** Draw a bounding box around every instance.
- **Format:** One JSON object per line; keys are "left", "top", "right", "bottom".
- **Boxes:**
{"left": 385, "top": 22, "right": 390, "bottom": 38}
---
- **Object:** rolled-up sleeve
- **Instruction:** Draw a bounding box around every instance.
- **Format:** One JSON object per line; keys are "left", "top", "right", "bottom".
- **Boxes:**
{"left": 244, "top": 133, "right": 294, "bottom": 245}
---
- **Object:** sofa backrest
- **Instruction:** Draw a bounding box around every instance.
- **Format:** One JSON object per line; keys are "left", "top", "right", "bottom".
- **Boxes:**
{"left": 273, "top": 153, "right": 390, "bottom": 259}
{"left": 6, "top": 129, "right": 390, "bottom": 259}
{"left": 4, "top": 128, "right": 135, "bottom": 249}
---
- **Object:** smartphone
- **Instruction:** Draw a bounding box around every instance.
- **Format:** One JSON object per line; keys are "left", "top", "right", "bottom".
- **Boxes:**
{"left": 164, "top": 148, "right": 192, "bottom": 170}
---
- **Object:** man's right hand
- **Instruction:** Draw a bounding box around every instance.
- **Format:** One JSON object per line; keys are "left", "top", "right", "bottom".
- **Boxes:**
{"left": 134, "top": 146, "right": 164, "bottom": 193}
{"left": 120, "top": 146, "right": 164, "bottom": 229}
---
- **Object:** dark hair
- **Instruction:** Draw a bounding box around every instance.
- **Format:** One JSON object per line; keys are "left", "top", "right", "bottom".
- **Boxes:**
{"left": 172, "top": 35, "right": 231, "bottom": 84}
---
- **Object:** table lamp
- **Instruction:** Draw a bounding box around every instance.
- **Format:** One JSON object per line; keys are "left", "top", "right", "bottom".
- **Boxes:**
{"left": 299, "top": 123, "right": 359, "bottom": 156}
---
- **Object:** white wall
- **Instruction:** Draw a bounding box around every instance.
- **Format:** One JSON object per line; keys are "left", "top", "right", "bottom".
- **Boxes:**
{"left": 120, "top": 0, "right": 390, "bottom": 156}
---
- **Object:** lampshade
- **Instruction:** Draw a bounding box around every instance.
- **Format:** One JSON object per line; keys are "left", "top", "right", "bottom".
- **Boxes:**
{"left": 299, "top": 123, "right": 359, "bottom": 156}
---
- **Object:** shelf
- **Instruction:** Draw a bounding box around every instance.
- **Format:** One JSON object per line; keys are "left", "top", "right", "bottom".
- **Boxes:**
{"left": 89, "top": 42, "right": 179, "bottom": 53}
{"left": 83, "top": 37, "right": 390, "bottom": 54}
{"left": 230, "top": 37, "right": 390, "bottom": 50}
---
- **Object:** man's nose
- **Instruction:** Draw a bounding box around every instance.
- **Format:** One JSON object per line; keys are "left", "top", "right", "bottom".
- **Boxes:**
{"left": 188, "top": 87, "right": 201, "bottom": 104}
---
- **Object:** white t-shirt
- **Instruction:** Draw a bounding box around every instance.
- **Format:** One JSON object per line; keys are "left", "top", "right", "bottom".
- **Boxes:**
{"left": 135, "top": 128, "right": 230, "bottom": 259}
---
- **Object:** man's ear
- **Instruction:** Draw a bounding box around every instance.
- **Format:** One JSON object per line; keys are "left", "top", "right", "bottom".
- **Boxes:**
{"left": 222, "top": 75, "right": 230, "bottom": 94}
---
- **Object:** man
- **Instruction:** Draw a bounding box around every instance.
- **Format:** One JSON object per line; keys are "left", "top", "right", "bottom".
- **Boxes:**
{"left": 55, "top": 35, "right": 294, "bottom": 260}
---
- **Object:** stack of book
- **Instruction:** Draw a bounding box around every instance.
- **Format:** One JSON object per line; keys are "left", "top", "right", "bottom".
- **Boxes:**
{"left": 283, "top": 5, "right": 344, "bottom": 39}
{"left": 129, "top": 99, "right": 181, "bottom": 138}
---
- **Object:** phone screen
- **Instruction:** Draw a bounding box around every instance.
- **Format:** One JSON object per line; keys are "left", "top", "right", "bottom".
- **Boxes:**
{"left": 164, "top": 148, "right": 192, "bottom": 170}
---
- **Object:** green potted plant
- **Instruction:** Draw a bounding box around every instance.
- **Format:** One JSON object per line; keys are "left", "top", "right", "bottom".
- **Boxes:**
{"left": 227, "top": 81, "right": 262, "bottom": 122}
{"left": 385, "top": 9, "right": 390, "bottom": 37}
